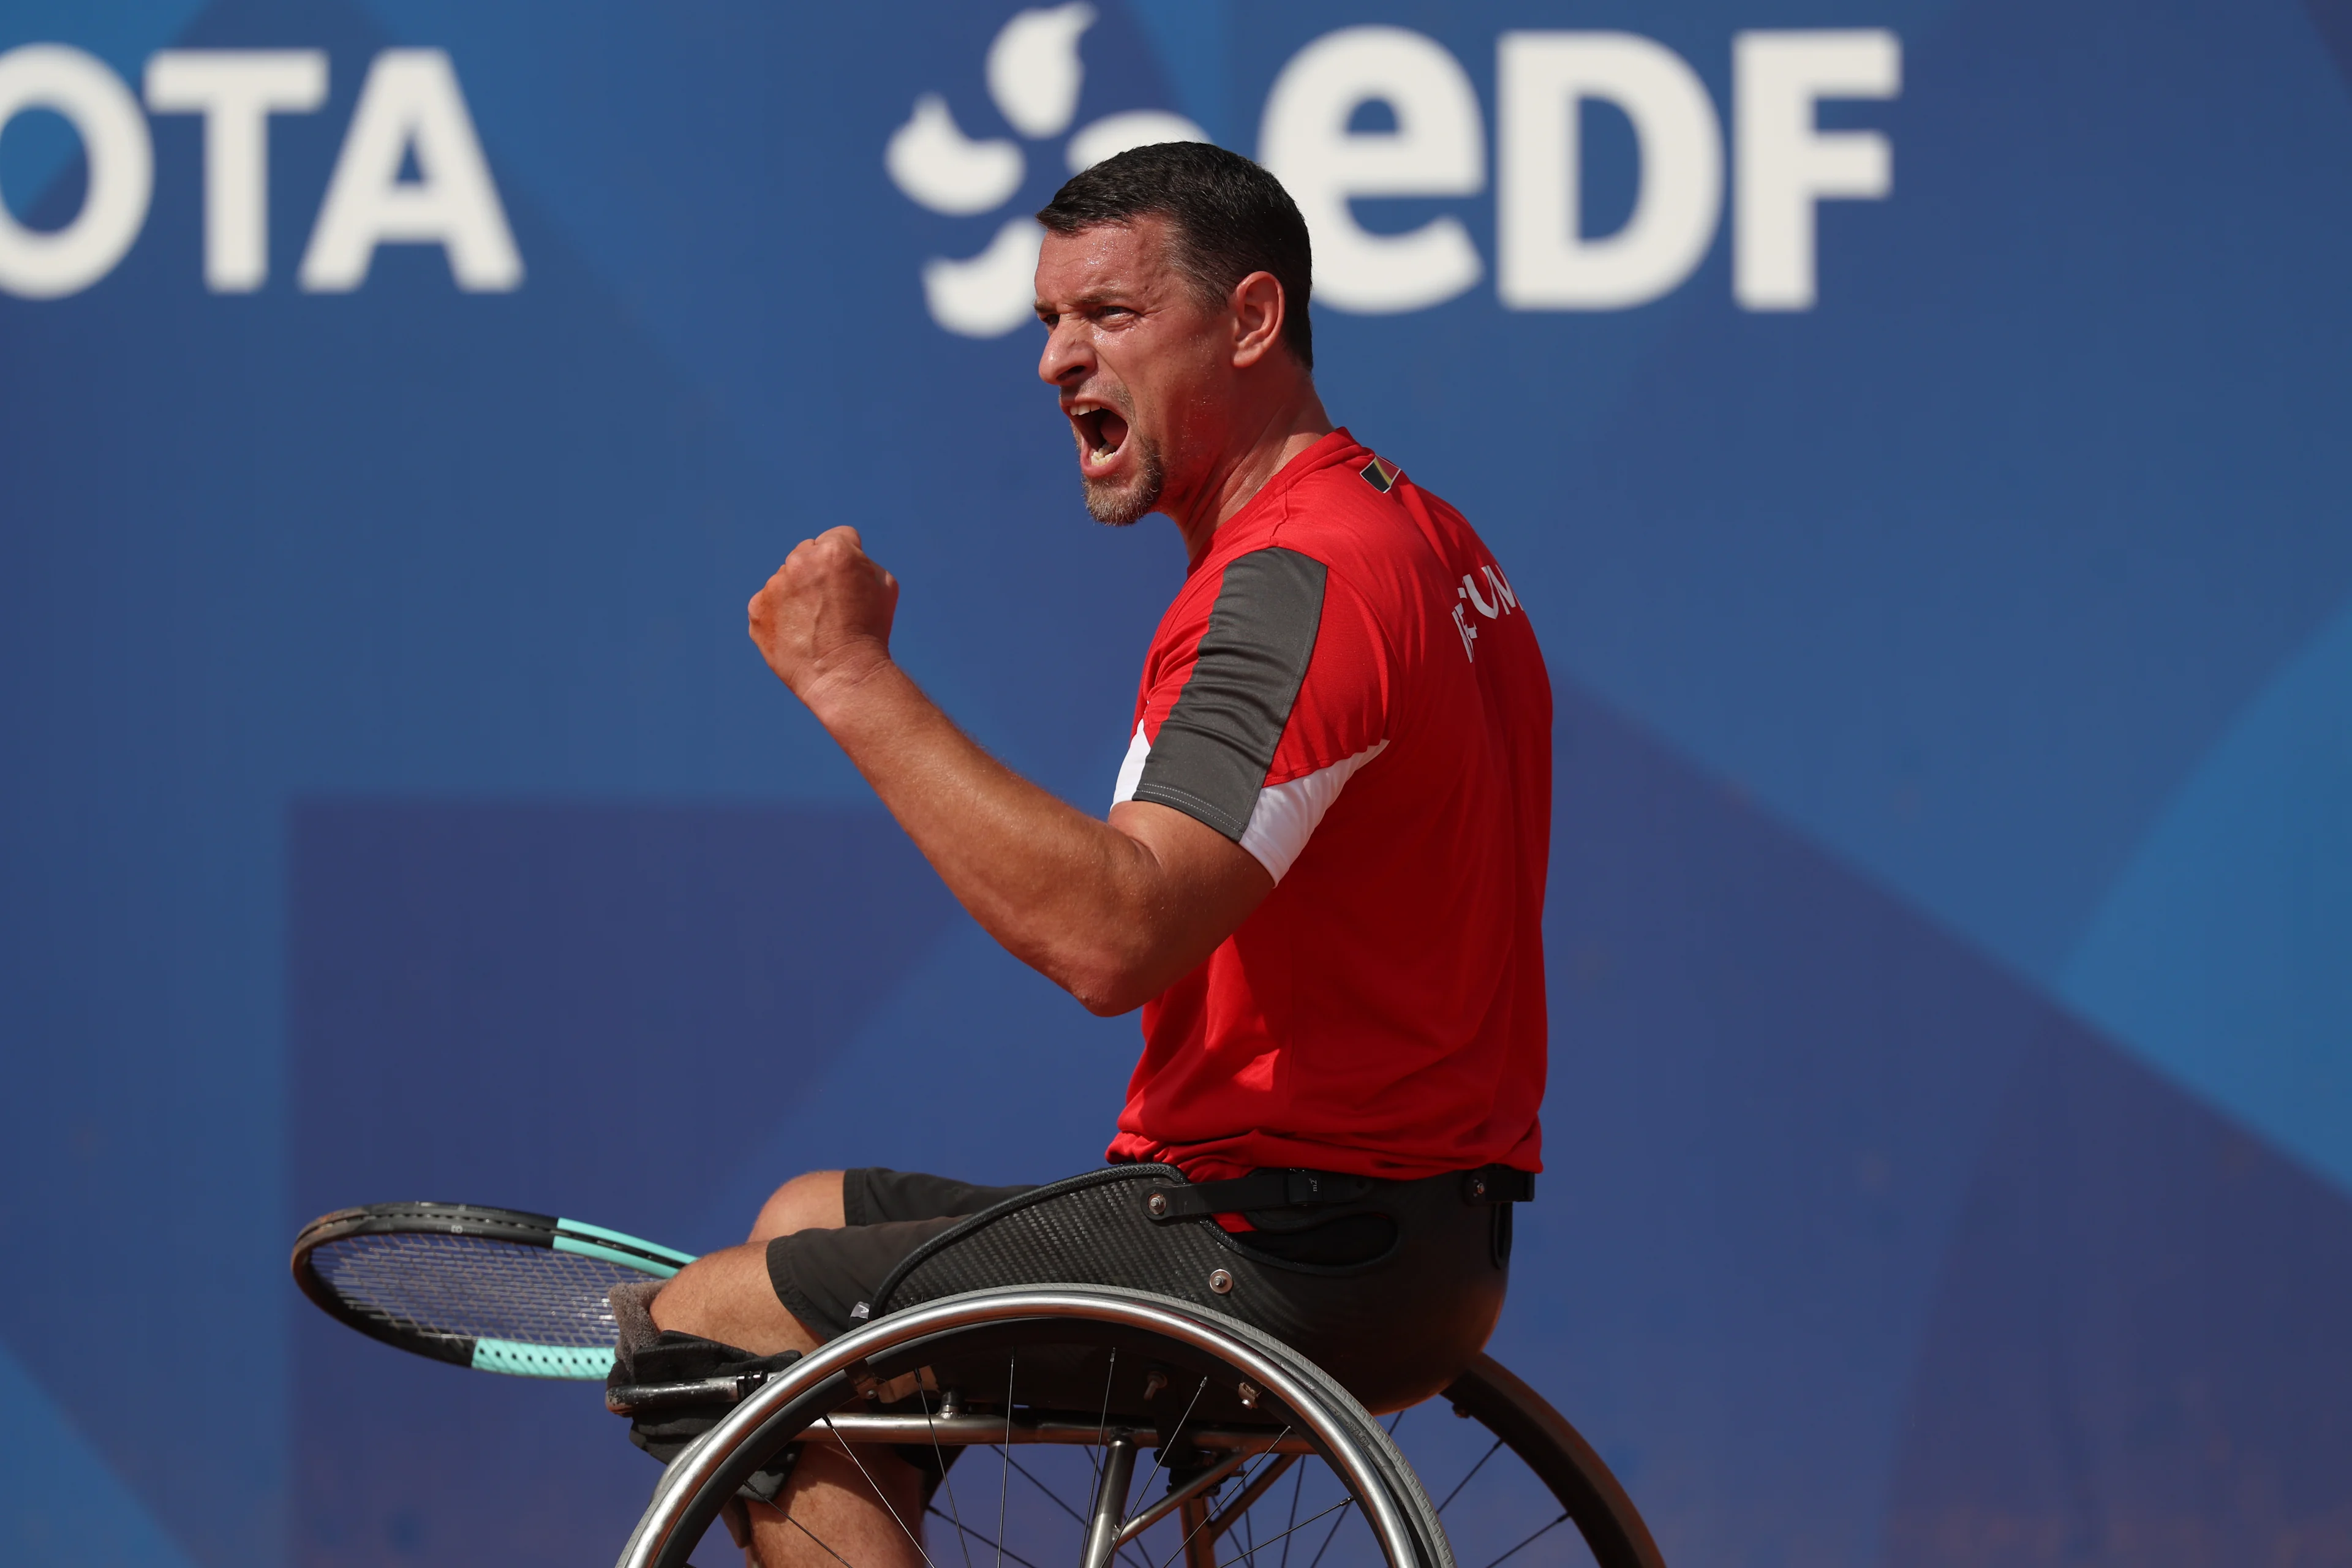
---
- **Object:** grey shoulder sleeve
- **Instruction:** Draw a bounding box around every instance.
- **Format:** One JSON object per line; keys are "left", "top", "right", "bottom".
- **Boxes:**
{"left": 1129, "top": 547, "right": 1327, "bottom": 840}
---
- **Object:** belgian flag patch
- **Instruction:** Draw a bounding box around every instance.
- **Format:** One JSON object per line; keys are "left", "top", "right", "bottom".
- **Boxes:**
{"left": 1359, "top": 455, "right": 1399, "bottom": 493}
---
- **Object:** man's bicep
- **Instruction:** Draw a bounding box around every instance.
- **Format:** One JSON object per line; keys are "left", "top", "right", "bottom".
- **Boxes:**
{"left": 1109, "top": 799, "right": 1273, "bottom": 944}
{"left": 1121, "top": 558, "right": 1391, "bottom": 888}
{"left": 1123, "top": 548, "right": 1329, "bottom": 840}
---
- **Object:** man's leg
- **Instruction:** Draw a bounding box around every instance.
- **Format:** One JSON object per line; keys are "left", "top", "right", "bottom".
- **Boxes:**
{"left": 748, "top": 1169, "right": 847, "bottom": 1243}
{"left": 649, "top": 1168, "right": 842, "bottom": 1354}
{"left": 736, "top": 1448, "right": 929, "bottom": 1568}
{"left": 649, "top": 1171, "right": 927, "bottom": 1568}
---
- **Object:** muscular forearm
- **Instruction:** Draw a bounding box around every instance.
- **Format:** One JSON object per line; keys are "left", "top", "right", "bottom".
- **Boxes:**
{"left": 801, "top": 648, "right": 1259, "bottom": 1014}
{"left": 748, "top": 526, "right": 1270, "bottom": 1012}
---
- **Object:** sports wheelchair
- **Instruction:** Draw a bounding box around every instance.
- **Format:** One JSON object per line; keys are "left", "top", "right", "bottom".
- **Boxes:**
{"left": 615, "top": 1166, "right": 1665, "bottom": 1568}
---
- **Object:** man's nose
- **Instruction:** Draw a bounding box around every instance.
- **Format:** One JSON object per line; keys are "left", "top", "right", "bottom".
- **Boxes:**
{"left": 1038, "top": 318, "right": 1090, "bottom": 386}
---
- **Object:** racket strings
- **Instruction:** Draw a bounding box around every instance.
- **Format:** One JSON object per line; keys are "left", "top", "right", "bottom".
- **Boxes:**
{"left": 314, "top": 1232, "right": 646, "bottom": 1347}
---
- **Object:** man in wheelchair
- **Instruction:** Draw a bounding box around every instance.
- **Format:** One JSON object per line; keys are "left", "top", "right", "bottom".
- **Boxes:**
{"left": 639, "top": 141, "right": 1551, "bottom": 1568}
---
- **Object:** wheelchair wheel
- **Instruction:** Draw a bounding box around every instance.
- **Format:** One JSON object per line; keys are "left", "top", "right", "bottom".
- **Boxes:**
{"left": 1122, "top": 1353, "right": 1668, "bottom": 1568}
{"left": 615, "top": 1286, "right": 1660, "bottom": 1568}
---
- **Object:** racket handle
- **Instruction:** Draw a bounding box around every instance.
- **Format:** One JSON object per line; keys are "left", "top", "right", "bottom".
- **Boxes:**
{"left": 606, "top": 1373, "right": 769, "bottom": 1416}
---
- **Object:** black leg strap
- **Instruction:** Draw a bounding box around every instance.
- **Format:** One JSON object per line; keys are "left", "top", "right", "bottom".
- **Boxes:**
{"left": 1142, "top": 1164, "right": 1533, "bottom": 1222}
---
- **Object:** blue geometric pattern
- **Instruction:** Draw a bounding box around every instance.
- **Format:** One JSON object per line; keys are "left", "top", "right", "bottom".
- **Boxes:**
{"left": 0, "top": 1338, "right": 201, "bottom": 1568}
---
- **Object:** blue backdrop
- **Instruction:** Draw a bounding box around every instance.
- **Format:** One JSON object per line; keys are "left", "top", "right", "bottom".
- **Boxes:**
{"left": 5, "top": 1, "right": 2351, "bottom": 1564}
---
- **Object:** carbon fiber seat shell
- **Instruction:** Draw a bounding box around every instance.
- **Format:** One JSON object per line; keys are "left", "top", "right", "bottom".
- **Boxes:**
{"left": 870, "top": 1164, "right": 1505, "bottom": 1414}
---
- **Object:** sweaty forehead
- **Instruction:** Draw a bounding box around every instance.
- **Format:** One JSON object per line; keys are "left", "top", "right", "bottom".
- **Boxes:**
{"left": 1035, "top": 215, "right": 1183, "bottom": 306}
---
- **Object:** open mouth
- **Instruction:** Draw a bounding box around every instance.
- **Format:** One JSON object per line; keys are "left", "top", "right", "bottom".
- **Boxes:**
{"left": 1069, "top": 403, "right": 1130, "bottom": 470}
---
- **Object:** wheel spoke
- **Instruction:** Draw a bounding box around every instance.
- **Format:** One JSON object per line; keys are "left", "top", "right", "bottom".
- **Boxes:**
{"left": 1078, "top": 1349, "right": 1156, "bottom": 1568}
{"left": 1129, "top": 1375, "right": 1210, "bottom": 1512}
{"left": 929, "top": 1505, "right": 1051, "bottom": 1568}
{"left": 1276, "top": 1460, "right": 1302, "bottom": 1568}
{"left": 1138, "top": 1431, "right": 1292, "bottom": 1564}
{"left": 1087, "top": 1349, "right": 1120, "bottom": 1506}
{"left": 1299, "top": 1491, "right": 1353, "bottom": 1568}
{"left": 1205, "top": 1448, "right": 1298, "bottom": 1542}
{"left": 1212, "top": 1498, "right": 1354, "bottom": 1568}
{"left": 1000, "top": 1450, "right": 1089, "bottom": 1528}
{"left": 1012, "top": 1446, "right": 1158, "bottom": 1568}
{"left": 921, "top": 1389, "right": 978, "bottom": 1568}
{"left": 787, "top": 1511, "right": 862, "bottom": 1568}
{"left": 995, "top": 1354, "right": 1016, "bottom": 1568}
{"left": 1147, "top": 1476, "right": 1212, "bottom": 1568}
{"left": 1473, "top": 1511, "right": 1571, "bottom": 1568}
{"left": 821, "top": 1415, "right": 940, "bottom": 1568}
{"left": 1431, "top": 1438, "right": 1504, "bottom": 1516}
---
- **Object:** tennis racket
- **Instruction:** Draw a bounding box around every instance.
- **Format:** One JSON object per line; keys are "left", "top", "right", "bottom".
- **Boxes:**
{"left": 292, "top": 1201, "right": 697, "bottom": 1379}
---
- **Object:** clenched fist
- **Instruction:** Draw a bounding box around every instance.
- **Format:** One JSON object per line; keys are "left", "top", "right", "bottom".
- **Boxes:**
{"left": 748, "top": 526, "right": 900, "bottom": 701}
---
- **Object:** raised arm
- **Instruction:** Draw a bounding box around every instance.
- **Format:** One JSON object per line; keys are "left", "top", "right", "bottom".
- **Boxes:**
{"left": 749, "top": 526, "right": 1271, "bottom": 1016}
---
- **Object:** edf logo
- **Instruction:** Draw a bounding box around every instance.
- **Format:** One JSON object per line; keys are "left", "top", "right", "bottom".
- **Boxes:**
{"left": 0, "top": 44, "right": 518, "bottom": 298}
{"left": 888, "top": 12, "right": 1902, "bottom": 337}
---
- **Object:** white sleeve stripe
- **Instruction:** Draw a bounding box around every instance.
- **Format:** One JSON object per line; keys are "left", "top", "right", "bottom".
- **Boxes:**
{"left": 1115, "top": 724, "right": 1384, "bottom": 884}
{"left": 1237, "top": 739, "right": 1388, "bottom": 883}
{"left": 1111, "top": 723, "right": 1152, "bottom": 806}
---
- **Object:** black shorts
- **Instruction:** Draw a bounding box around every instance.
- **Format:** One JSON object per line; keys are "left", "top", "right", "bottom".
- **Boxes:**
{"left": 766, "top": 1168, "right": 1038, "bottom": 1341}
{"left": 766, "top": 1164, "right": 1512, "bottom": 1413}
{"left": 763, "top": 1166, "right": 1419, "bottom": 1342}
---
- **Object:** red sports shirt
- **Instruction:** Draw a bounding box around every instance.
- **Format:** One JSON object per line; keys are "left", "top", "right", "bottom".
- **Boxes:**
{"left": 1104, "top": 430, "right": 1551, "bottom": 1182}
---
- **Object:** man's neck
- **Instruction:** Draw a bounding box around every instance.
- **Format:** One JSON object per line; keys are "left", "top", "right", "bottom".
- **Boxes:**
{"left": 1167, "top": 389, "right": 1336, "bottom": 565}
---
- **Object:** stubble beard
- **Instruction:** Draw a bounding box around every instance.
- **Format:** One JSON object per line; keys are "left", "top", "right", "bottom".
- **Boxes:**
{"left": 1081, "top": 434, "right": 1166, "bottom": 527}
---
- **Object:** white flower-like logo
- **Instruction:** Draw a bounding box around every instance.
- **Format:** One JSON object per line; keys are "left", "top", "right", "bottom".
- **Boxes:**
{"left": 884, "top": 3, "right": 1206, "bottom": 338}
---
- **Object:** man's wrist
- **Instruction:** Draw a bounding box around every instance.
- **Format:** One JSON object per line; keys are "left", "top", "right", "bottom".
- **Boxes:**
{"left": 794, "top": 639, "right": 897, "bottom": 724}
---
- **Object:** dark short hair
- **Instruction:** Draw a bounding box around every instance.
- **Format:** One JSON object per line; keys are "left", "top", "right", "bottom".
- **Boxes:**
{"left": 1038, "top": 142, "right": 1314, "bottom": 371}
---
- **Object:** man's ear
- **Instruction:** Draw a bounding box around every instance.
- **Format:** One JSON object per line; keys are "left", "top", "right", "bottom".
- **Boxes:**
{"left": 1229, "top": 271, "right": 1286, "bottom": 368}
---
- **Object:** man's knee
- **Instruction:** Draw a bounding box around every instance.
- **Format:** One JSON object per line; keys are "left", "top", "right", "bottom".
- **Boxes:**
{"left": 648, "top": 1240, "right": 818, "bottom": 1357}
{"left": 645, "top": 1168, "right": 845, "bottom": 1357}
{"left": 749, "top": 1170, "right": 847, "bottom": 1243}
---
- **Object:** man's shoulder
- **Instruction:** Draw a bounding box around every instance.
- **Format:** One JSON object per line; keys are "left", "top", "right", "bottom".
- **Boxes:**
{"left": 1273, "top": 440, "right": 1417, "bottom": 529}
{"left": 1170, "top": 437, "right": 1484, "bottom": 637}
{"left": 1263, "top": 449, "right": 1472, "bottom": 595}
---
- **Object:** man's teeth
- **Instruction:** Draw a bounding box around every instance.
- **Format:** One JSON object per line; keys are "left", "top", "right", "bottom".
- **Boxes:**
{"left": 1074, "top": 405, "right": 1118, "bottom": 459}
